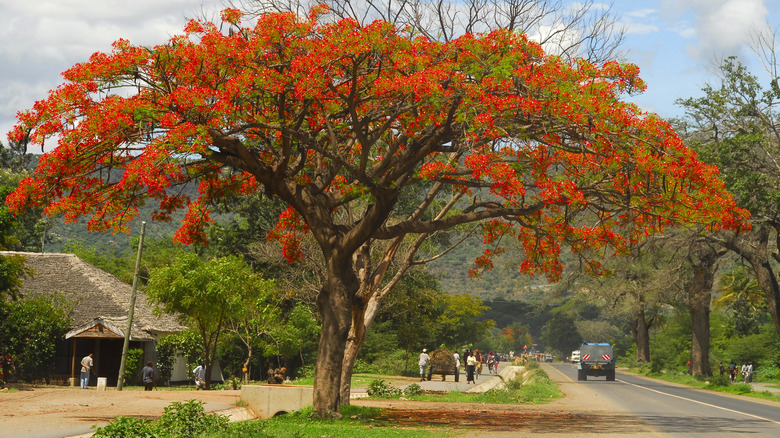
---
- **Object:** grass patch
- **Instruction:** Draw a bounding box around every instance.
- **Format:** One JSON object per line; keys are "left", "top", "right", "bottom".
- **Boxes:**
{"left": 624, "top": 368, "right": 780, "bottom": 402}
{"left": 202, "top": 405, "right": 457, "bottom": 438}
{"left": 288, "top": 373, "right": 397, "bottom": 388}
{"left": 366, "top": 367, "right": 561, "bottom": 405}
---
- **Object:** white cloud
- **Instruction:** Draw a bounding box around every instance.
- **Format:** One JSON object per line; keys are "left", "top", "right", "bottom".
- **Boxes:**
{"left": 659, "top": 0, "right": 769, "bottom": 54}
{"left": 0, "top": 0, "right": 224, "bottom": 143}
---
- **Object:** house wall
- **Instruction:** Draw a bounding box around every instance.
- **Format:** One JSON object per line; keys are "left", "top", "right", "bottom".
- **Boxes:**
{"left": 171, "top": 355, "right": 224, "bottom": 385}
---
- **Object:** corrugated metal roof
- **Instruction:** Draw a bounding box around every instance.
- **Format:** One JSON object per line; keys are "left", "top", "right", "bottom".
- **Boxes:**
{"left": 3, "top": 251, "right": 185, "bottom": 341}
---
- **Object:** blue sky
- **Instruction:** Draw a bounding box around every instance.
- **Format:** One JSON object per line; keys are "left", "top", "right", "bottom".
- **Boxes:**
{"left": 1, "top": 0, "right": 779, "bottom": 145}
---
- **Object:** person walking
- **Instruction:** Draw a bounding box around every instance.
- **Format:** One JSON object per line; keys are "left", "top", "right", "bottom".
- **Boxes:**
{"left": 453, "top": 351, "right": 460, "bottom": 376}
{"left": 746, "top": 363, "right": 754, "bottom": 383}
{"left": 718, "top": 361, "right": 725, "bottom": 376}
{"left": 474, "top": 349, "right": 483, "bottom": 379}
{"left": 493, "top": 352, "right": 500, "bottom": 374}
{"left": 418, "top": 348, "right": 430, "bottom": 381}
{"left": 80, "top": 353, "right": 93, "bottom": 389}
{"left": 141, "top": 362, "right": 156, "bottom": 391}
{"left": 466, "top": 350, "right": 477, "bottom": 384}
{"left": 728, "top": 360, "right": 737, "bottom": 383}
{"left": 193, "top": 363, "right": 206, "bottom": 389}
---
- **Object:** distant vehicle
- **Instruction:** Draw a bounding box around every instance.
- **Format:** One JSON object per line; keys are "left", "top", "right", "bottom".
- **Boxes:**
{"left": 570, "top": 350, "right": 580, "bottom": 363}
{"left": 577, "top": 343, "right": 615, "bottom": 381}
{"left": 545, "top": 354, "right": 553, "bottom": 362}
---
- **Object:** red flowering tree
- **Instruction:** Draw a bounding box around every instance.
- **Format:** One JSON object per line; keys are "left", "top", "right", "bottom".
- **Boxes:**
{"left": 7, "top": 8, "right": 747, "bottom": 416}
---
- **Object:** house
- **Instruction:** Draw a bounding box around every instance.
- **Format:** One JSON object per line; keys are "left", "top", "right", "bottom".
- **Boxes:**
{"left": 3, "top": 251, "right": 219, "bottom": 386}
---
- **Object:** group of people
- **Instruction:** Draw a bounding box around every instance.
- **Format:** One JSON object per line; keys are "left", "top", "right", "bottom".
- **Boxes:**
{"left": 720, "top": 360, "right": 754, "bottom": 383}
{"left": 418, "top": 348, "right": 504, "bottom": 384}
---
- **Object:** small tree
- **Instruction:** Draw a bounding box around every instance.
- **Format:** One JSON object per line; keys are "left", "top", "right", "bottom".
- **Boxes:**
{"left": 146, "top": 254, "right": 266, "bottom": 389}
{"left": 0, "top": 295, "right": 71, "bottom": 384}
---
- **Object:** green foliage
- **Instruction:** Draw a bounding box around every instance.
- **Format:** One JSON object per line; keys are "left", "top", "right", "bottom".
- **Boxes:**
{"left": 431, "top": 293, "right": 495, "bottom": 349}
{"left": 91, "top": 416, "right": 155, "bottom": 438}
{"left": 208, "top": 405, "right": 436, "bottom": 438}
{"left": 705, "top": 373, "right": 732, "bottom": 388}
{"left": 92, "top": 400, "right": 228, "bottom": 438}
{"left": 147, "top": 254, "right": 268, "bottom": 388}
{"left": 0, "top": 252, "right": 30, "bottom": 301}
{"left": 155, "top": 400, "right": 229, "bottom": 437}
{"left": 156, "top": 330, "right": 203, "bottom": 385}
{"left": 403, "top": 383, "right": 423, "bottom": 396}
{"left": 124, "top": 348, "right": 145, "bottom": 386}
{"left": 540, "top": 310, "right": 582, "bottom": 355}
{"left": 0, "top": 294, "right": 71, "bottom": 384}
{"left": 366, "top": 378, "right": 402, "bottom": 398}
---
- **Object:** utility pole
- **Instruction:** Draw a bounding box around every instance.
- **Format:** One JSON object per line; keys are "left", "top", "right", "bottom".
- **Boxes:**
{"left": 117, "top": 221, "right": 146, "bottom": 390}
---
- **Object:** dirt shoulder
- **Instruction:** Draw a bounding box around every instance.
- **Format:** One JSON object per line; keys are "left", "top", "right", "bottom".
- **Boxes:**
{"left": 0, "top": 386, "right": 241, "bottom": 438}
{"left": 1, "top": 364, "right": 655, "bottom": 438}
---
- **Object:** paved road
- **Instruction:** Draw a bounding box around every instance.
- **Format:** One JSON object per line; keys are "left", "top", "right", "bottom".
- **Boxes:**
{"left": 545, "top": 362, "right": 780, "bottom": 437}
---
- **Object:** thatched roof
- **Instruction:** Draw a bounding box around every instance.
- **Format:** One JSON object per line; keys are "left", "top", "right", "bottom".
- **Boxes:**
{"left": 2, "top": 251, "right": 185, "bottom": 341}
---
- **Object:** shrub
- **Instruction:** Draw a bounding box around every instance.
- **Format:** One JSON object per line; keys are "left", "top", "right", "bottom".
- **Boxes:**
{"left": 92, "top": 400, "right": 228, "bottom": 438}
{"left": 123, "top": 348, "right": 144, "bottom": 386}
{"left": 403, "top": 383, "right": 423, "bottom": 396}
{"left": 92, "top": 416, "right": 155, "bottom": 438}
{"left": 366, "top": 378, "right": 401, "bottom": 398}
{"left": 705, "top": 373, "right": 731, "bottom": 388}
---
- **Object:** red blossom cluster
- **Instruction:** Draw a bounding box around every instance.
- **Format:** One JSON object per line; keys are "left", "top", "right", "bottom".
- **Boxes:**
{"left": 6, "top": 7, "right": 749, "bottom": 278}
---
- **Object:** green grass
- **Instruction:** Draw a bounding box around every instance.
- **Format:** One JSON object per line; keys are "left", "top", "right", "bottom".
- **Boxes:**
{"left": 367, "top": 367, "right": 561, "bottom": 405}
{"left": 201, "top": 405, "right": 458, "bottom": 438}
{"left": 625, "top": 368, "right": 780, "bottom": 402}
{"left": 288, "top": 373, "right": 396, "bottom": 388}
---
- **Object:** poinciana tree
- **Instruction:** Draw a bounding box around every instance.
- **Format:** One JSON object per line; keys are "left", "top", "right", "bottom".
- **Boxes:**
{"left": 7, "top": 8, "right": 748, "bottom": 416}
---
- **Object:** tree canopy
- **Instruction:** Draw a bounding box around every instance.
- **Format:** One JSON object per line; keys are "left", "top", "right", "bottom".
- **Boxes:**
{"left": 6, "top": 8, "right": 747, "bottom": 416}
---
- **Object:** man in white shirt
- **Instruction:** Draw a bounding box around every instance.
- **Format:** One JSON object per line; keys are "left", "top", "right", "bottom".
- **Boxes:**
{"left": 80, "top": 353, "right": 93, "bottom": 389}
{"left": 418, "top": 349, "right": 430, "bottom": 381}
{"left": 193, "top": 363, "right": 206, "bottom": 389}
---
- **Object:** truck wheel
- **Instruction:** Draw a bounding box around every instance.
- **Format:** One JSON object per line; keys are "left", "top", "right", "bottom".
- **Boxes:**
{"left": 454, "top": 367, "right": 460, "bottom": 382}
{"left": 607, "top": 370, "right": 615, "bottom": 381}
{"left": 577, "top": 369, "right": 586, "bottom": 381}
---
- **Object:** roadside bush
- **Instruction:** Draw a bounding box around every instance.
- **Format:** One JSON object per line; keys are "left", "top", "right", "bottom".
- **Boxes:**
{"left": 92, "top": 400, "right": 228, "bottom": 438}
{"left": 123, "top": 348, "right": 144, "bottom": 386}
{"left": 403, "top": 383, "right": 423, "bottom": 396}
{"left": 754, "top": 360, "right": 780, "bottom": 382}
{"left": 705, "top": 373, "right": 731, "bottom": 388}
{"left": 366, "top": 378, "right": 401, "bottom": 398}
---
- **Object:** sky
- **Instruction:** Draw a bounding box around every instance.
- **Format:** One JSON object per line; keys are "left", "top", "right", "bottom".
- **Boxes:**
{"left": 2, "top": 0, "right": 780, "bottom": 147}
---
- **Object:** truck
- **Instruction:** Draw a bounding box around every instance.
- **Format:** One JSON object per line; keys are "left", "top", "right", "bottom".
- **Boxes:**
{"left": 570, "top": 350, "right": 580, "bottom": 363}
{"left": 576, "top": 342, "right": 615, "bottom": 381}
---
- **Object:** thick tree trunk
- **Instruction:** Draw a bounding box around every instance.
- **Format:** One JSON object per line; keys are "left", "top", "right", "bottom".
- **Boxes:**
{"left": 340, "top": 296, "right": 382, "bottom": 403}
{"left": 686, "top": 244, "right": 723, "bottom": 377}
{"left": 312, "top": 262, "right": 357, "bottom": 418}
{"left": 631, "top": 301, "right": 651, "bottom": 363}
{"left": 721, "top": 226, "right": 780, "bottom": 340}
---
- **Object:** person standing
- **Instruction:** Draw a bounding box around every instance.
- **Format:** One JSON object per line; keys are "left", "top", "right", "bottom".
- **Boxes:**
{"left": 719, "top": 361, "right": 725, "bottom": 376}
{"left": 746, "top": 362, "right": 754, "bottom": 383}
{"left": 141, "top": 362, "right": 156, "bottom": 391}
{"left": 474, "top": 349, "right": 483, "bottom": 379}
{"left": 466, "top": 350, "right": 477, "bottom": 384}
{"left": 418, "top": 348, "right": 430, "bottom": 381}
{"left": 453, "top": 351, "right": 461, "bottom": 376}
{"left": 493, "top": 352, "right": 500, "bottom": 374}
{"left": 193, "top": 363, "right": 206, "bottom": 389}
{"left": 80, "top": 353, "right": 93, "bottom": 389}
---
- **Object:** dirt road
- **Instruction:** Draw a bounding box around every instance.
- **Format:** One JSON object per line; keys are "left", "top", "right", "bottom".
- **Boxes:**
{"left": 0, "top": 386, "right": 242, "bottom": 438}
{"left": 1, "top": 364, "right": 662, "bottom": 438}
